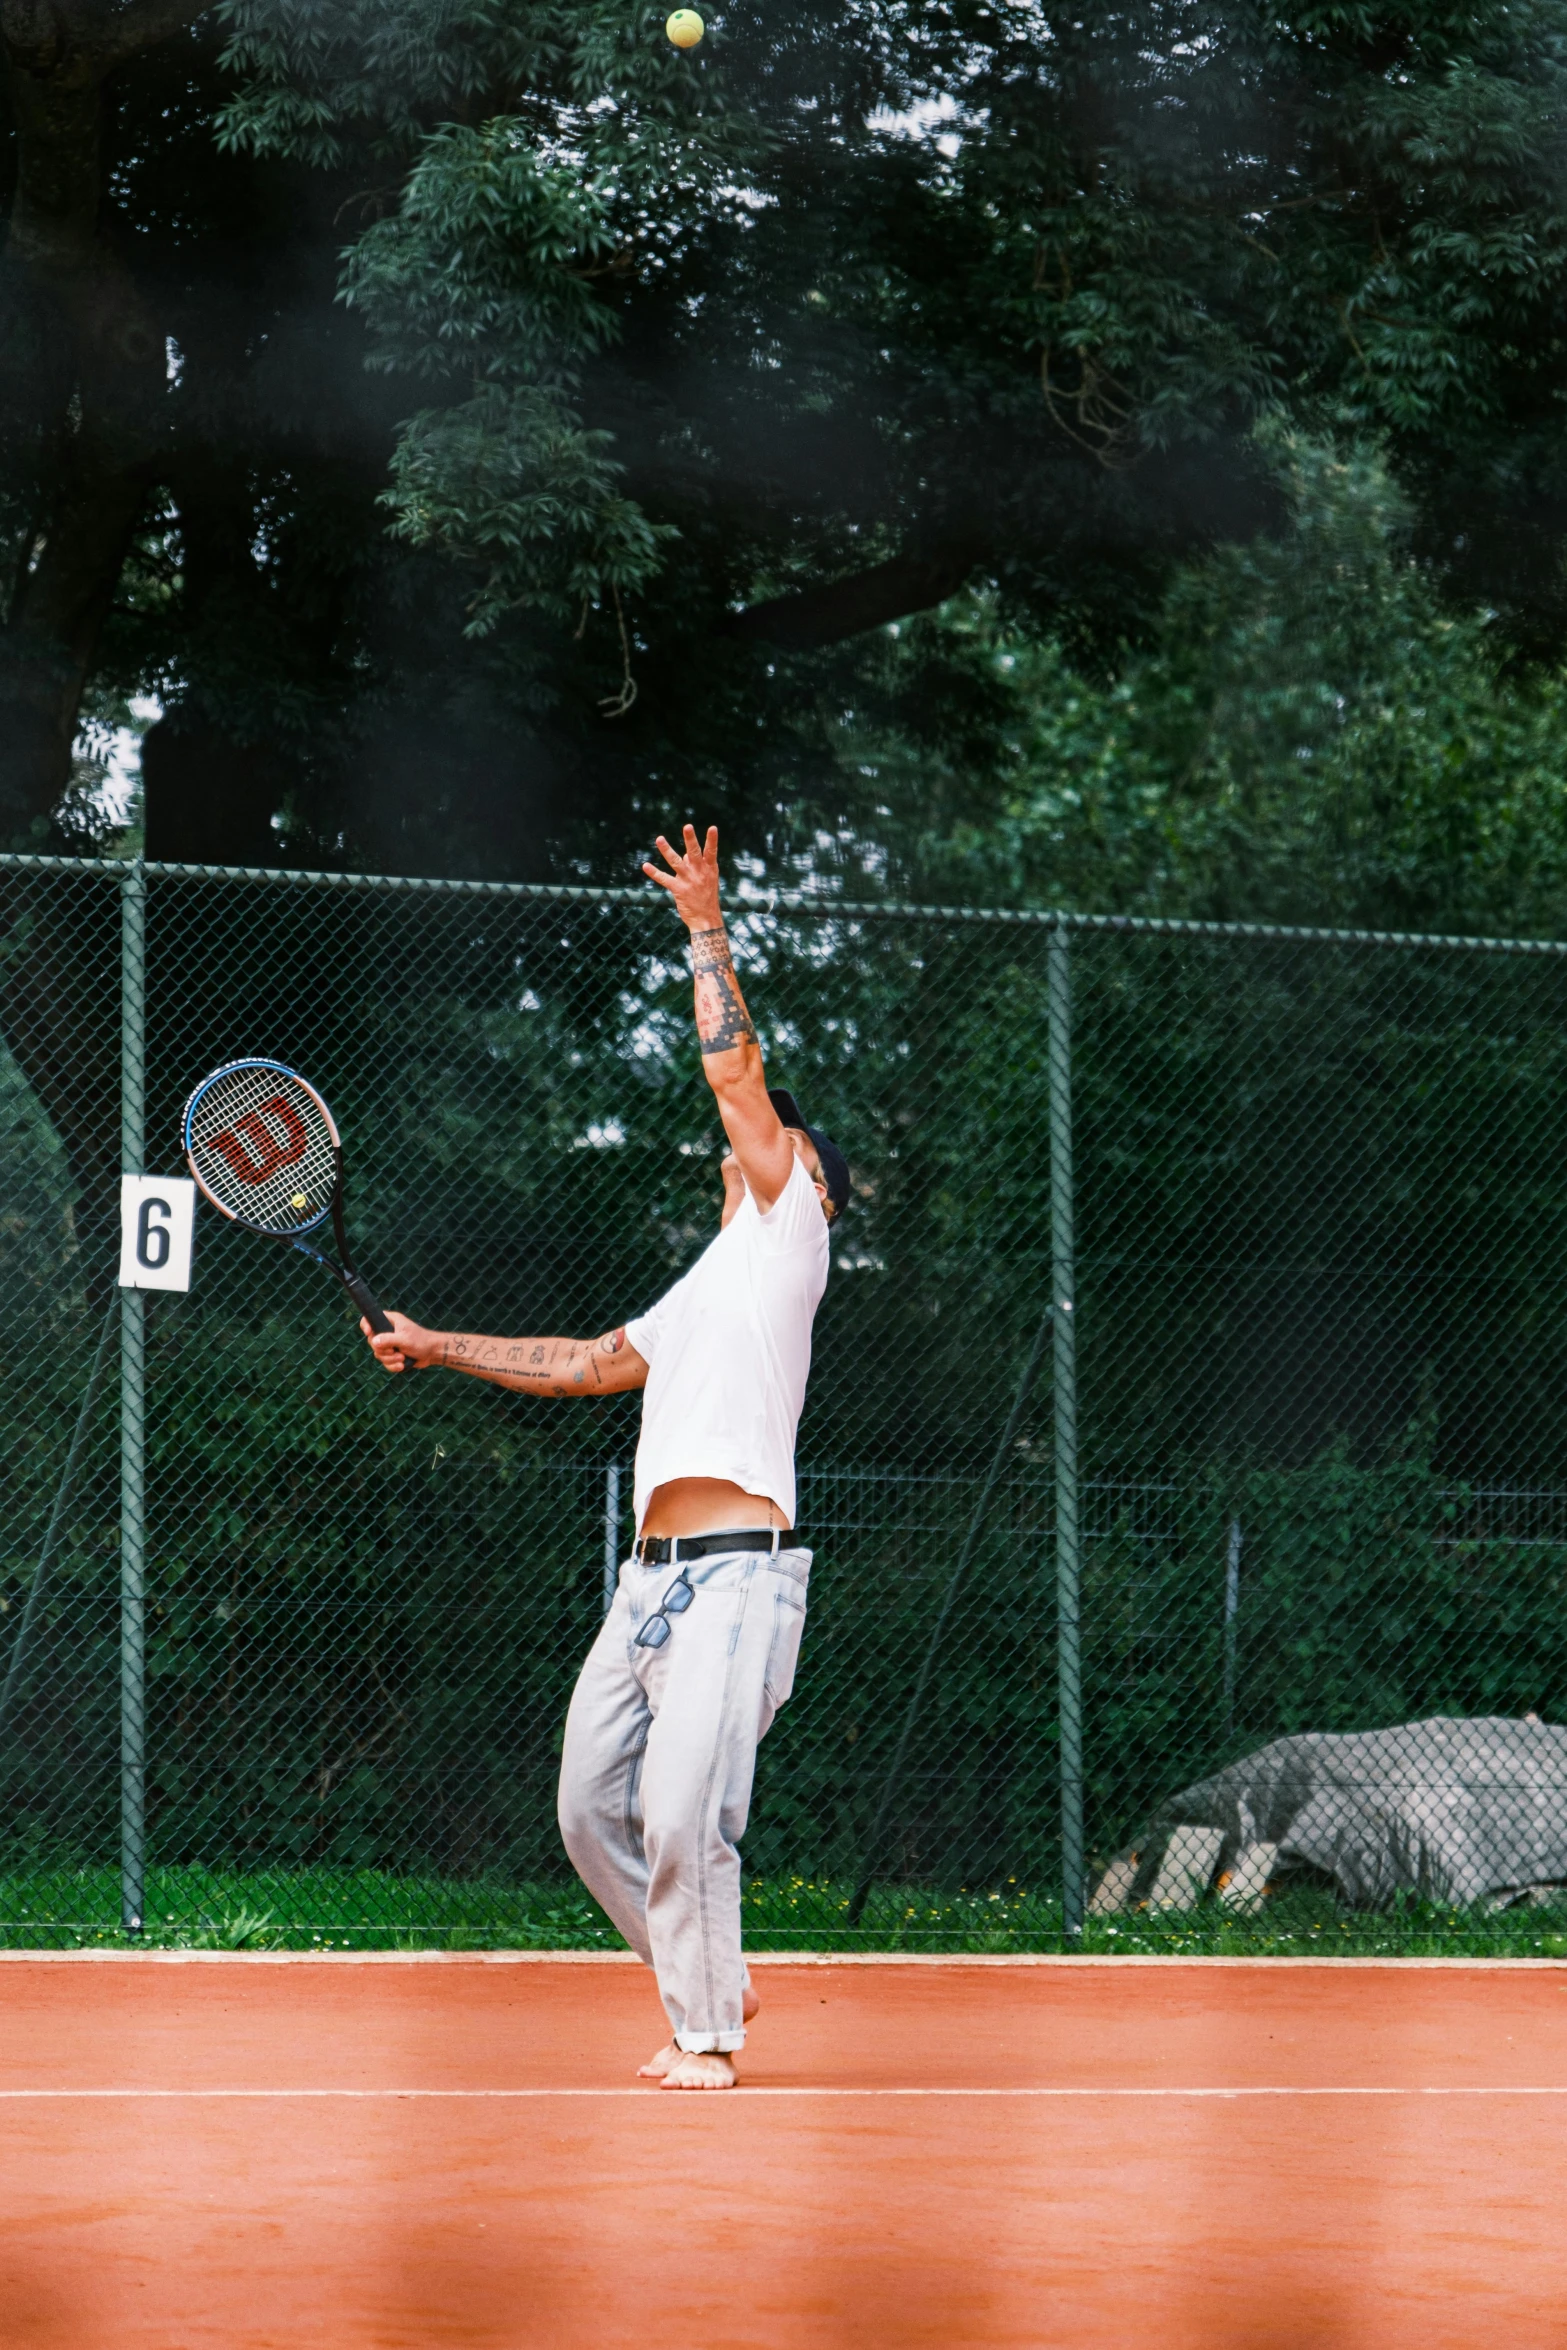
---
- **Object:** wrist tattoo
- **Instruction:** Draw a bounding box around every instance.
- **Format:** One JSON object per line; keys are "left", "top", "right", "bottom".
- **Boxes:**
{"left": 690, "top": 927, "right": 730, "bottom": 972}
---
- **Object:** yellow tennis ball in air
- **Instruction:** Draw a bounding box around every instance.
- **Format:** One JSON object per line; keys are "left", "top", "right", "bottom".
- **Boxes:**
{"left": 666, "top": 9, "right": 704, "bottom": 47}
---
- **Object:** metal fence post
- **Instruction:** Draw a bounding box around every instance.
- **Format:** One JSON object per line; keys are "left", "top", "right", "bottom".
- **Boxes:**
{"left": 120, "top": 859, "right": 146, "bottom": 1934}
{"left": 603, "top": 1462, "right": 621, "bottom": 1616}
{"left": 1049, "top": 926, "right": 1084, "bottom": 1936}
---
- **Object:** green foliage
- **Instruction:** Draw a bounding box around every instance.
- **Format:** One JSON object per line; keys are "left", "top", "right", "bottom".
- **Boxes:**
{"left": 342, "top": 125, "right": 629, "bottom": 377}
{"left": 327, "top": 75, "right": 734, "bottom": 626}
{"left": 835, "top": 431, "right": 1567, "bottom": 931}
{"left": 219, "top": 0, "right": 1567, "bottom": 635}
{"left": 380, "top": 389, "right": 675, "bottom": 633}
{"left": 212, "top": 0, "right": 765, "bottom": 639}
{"left": 217, "top": 0, "right": 721, "bottom": 169}
{"left": 0, "top": 1034, "right": 83, "bottom": 1331}
{"left": 1001, "top": 0, "right": 1567, "bottom": 459}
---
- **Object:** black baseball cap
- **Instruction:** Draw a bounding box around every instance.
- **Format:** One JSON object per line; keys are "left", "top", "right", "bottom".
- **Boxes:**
{"left": 768, "top": 1087, "right": 851, "bottom": 1220}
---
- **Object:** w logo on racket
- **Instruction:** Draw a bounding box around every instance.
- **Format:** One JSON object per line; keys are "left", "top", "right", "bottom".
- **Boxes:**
{"left": 209, "top": 1097, "right": 310, "bottom": 1186}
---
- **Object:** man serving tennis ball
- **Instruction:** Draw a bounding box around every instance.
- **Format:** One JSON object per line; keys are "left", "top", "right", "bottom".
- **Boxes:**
{"left": 365, "top": 825, "right": 849, "bottom": 2090}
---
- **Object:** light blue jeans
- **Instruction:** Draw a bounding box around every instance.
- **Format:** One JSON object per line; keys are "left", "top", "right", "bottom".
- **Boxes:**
{"left": 557, "top": 1545, "right": 810, "bottom": 2052}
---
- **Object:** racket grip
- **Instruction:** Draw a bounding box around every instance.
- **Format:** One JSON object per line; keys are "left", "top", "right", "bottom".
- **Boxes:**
{"left": 345, "top": 1275, "right": 393, "bottom": 1337}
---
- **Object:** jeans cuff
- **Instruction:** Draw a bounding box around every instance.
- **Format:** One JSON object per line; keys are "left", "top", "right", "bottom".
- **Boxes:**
{"left": 675, "top": 2029, "right": 746, "bottom": 2053}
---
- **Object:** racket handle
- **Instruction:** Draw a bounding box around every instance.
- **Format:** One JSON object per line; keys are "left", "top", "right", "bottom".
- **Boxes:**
{"left": 344, "top": 1274, "right": 393, "bottom": 1337}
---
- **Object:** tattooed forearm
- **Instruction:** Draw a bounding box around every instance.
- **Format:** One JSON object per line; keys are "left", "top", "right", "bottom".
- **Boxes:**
{"left": 695, "top": 972, "right": 757, "bottom": 1056}
{"left": 690, "top": 924, "right": 758, "bottom": 1059}
{"left": 442, "top": 1335, "right": 587, "bottom": 1385}
{"left": 437, "top": 1328, "right": 638, "bottom": 1397}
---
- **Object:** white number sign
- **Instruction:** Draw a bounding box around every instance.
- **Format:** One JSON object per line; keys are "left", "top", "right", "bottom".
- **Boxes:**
{"left": 118, "top": 1175, "right": 197, "bottom": 1293}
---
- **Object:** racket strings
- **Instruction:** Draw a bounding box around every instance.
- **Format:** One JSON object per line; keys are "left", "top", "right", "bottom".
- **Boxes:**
{"left": 187, "top": 1065, "right": 338, "bottom": 1235}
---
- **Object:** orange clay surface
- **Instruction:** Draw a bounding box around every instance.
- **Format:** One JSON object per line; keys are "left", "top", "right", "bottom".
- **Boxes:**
{"left": 0, "top": 1951, "right": 1562, "bottom": 2348}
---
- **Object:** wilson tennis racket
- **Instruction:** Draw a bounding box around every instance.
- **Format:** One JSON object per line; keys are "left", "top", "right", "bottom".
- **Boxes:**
{"left": 181, "top": 1059, "right": 393, "bottom": 1336}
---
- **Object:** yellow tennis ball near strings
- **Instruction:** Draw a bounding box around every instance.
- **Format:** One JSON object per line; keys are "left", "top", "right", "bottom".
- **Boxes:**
{"left": 291, "top": 1193, "right": 308, "bottom": 1210}
{"left": 666, "top": 9, "right": 704, "bottom": 47}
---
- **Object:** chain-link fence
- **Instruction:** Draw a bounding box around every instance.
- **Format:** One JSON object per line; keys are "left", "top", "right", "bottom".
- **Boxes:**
{"left": 6, "top": 852, "right": 1567, "bottom": 1948}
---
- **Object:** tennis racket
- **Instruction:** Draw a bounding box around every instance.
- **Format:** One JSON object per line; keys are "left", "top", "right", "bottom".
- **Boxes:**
{"left": 181, "top": 1058, "right": 393, "bottom": 1336}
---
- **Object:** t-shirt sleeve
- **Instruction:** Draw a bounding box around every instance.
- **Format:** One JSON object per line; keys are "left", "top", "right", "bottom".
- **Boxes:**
{"left": 755, "top": 1151, "right": 827, "bottom": 1251}
{"left": 625, "top": 1296, "right": 664, "bottom": 1362}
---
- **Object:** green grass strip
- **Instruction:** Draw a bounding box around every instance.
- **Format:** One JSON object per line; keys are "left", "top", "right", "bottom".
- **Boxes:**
{"left": 0, "top": 1869, "right": 1565, "bottom": 1957}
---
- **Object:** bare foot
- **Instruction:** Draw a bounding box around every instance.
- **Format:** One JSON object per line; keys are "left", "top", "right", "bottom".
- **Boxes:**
{"left": 637, "top": 1985, "right": 759, "bottom": 2079}
{"left": 661, "top": 2050, "right": 737, "bottom": 2091}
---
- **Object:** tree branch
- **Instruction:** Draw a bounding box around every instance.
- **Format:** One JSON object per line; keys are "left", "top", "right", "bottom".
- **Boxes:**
{"left": 100, "top": 0, "right": 212, "bottom": 62}
{"left": 724, "top": 540, "right": 985, "bottom": 651}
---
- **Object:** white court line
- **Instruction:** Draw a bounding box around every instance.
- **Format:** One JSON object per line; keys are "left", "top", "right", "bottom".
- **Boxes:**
{"left": 0, "top": 2084, "right": 1565, "bottom": 2100}
{"left": 2, "top": 1950, "right": 1565, "bottom": 1968}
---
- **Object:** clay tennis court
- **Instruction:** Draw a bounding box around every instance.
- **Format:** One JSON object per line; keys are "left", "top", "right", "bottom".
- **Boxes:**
{"left": 0, "top": 1951, "right": 1561, "bottom": 2349}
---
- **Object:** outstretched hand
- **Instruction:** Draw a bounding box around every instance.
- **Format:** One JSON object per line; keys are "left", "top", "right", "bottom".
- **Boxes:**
{"left": 644, "top": 824, "right": 723, "bottom": 933}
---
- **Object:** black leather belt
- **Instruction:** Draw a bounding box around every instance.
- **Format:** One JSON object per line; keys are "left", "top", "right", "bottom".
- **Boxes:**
{"left": 634, "top": 1528, "right": 800, "bottom": 1566}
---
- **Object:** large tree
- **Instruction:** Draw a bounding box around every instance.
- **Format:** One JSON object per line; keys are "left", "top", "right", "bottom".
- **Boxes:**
{"left": 1, "top": 0, "right": 209, "bottom": 839}
{"left": 6, "top": 0, "right": 1567, "bottom": 875}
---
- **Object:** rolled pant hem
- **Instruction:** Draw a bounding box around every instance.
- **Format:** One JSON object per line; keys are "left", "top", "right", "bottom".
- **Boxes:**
{"left": 675, "top": 2030, "right": 745, "bottom": 2054}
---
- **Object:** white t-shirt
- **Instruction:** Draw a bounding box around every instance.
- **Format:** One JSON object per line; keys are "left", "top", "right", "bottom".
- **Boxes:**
{"left": 625, "top": 1153, "right": 830, "bottom": 1531}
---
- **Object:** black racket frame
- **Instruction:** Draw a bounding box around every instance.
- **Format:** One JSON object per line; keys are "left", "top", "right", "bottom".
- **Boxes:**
{"left": 181, "top": 1060, "right": 394, "bottom": 1337}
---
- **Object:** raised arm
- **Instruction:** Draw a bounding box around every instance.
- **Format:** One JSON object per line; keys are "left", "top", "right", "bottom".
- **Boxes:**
{"left": 362, "top": 1314, "right": 647, "bottom": 1394}
{"left": 643, "top": 825, "right": 796, "bottom": 1214}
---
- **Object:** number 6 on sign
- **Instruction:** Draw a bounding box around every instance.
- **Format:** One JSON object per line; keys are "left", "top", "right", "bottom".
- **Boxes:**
{"left": 119, "top": 1176, "right": 197, "bottom": 1292}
